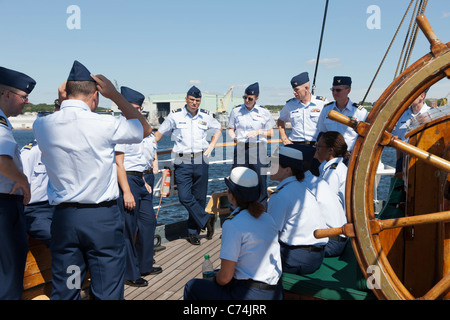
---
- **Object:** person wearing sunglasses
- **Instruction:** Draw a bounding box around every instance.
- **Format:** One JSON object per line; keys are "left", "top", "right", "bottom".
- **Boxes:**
{"left": 317, "top": 76, "right": 368, "bottom": 152}
{"left": 227, "top": 82, "right": 275, "bottom": 208}
{"left": 0, "top": 66, "right": 36, "bottom": 299}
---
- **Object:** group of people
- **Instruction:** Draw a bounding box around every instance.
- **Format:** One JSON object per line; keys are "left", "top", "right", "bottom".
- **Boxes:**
{"left": 2, "top": 60, "right": 425, "bottom": 300}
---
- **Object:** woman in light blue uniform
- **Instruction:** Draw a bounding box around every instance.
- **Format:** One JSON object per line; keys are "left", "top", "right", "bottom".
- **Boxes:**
{"left": 314, "top": 131, "right": 349, "bottom": 257}
{"left": 268, "top": 146, "right": 328, "bottom": 275}
{"left": 184, "top": 167, "right": 283, "bottom": 300}
{"left": 228, "top": 82, "right": 275, "bottom": 208}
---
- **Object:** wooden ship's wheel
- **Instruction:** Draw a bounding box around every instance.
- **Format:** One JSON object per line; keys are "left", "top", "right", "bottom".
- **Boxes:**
{"left": 315, "top": 15, "right": 450, "bottom": 300}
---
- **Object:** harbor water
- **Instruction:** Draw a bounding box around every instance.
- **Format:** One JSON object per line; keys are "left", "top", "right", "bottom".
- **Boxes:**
{"left": 12, "top": 129, "right": 396, "bottom": 226}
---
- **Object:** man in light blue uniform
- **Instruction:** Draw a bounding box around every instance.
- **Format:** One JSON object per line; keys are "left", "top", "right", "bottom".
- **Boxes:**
{"left": 228, "top": 82, "right": 274, "bottom": 208}
{"left": 154, "top": 86, "right": 222, "bottom": 245}
{"left": 317, "top": 76, "right": 368, "bottom": 152}
{"left": 0, "top": 66, "right": 35, "bottom": 300}
{"left": 115, "top": 86, "right": 161, "bottom": 288}
{"left": 33, "top": 61, "right": 152, "bottom": 300}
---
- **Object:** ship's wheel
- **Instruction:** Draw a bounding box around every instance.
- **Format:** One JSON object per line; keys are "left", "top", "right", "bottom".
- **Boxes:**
{"left": 314, "top": 15, "right": 450, "bottom": 300}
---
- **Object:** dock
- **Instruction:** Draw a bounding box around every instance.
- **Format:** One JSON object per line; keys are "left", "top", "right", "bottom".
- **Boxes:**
{"left": 124, "top": 228, "right": 222, "bottom": 300}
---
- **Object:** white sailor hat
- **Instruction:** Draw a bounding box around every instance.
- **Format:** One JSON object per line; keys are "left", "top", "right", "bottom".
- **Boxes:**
{"left": 224, "top": 167, "right": 260, "bottom": 202}
{"left": 270, "top": 145, "right": 304, "bottom": 171}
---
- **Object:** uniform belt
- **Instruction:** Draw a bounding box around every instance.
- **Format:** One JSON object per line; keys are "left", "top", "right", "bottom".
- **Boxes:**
{"left": 177, "top": 151, "right": 203, "bottom": 158}
{"left": 143, "top": 169, "right": 153, "bottom": 174}
{"left": 329, "top": 235, "right": 348, "bottom": 242}
{"left": 0, "top": 193, "right": 24, "bottom": 201}
{"left": 126, "top": 171, "right": 144, "bottom": 177}
{"left": 292, "top": 141, "right": 316, "bottom": 146}
{"left": 237, "top": 279, "right": 278, "bottom": 291}
{"left": 56, "top": 200, "right": 117, "bottom": 209}
{"left": 26, "top": 200, "right": 50, "bottom": 207}
{"left": 279, "top": 241, "right": 324, "bottom": 252}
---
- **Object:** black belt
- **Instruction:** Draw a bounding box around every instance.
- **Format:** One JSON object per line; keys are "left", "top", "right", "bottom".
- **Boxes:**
{"left": 236, "top": 141, "right": 265, "bottom": 150}
{"left": 26, "top": 200, "right": 50, "bottom": 207}
{"left": 126, "top": 171, "right": 144, "bottom": 177}
{"left": 56, "top": 200, "right": 117, "bottom": 209}
{"left": 0, "top": 193, "right": 24, "bottom": 201}
{"left": 237, "top": 279, "right": 278, "bottom": 291}
{"left": 177, "top": 151, "right": 203, "bottom": 158}
{"left": 292, "top": 141, "right": 316, "bottom": 146}
{"left": 329, "top": 235, "right": 348, "bottom": 242}
{"left": 280, "top": 241, "right": 324, "bottom": 252}
{"left": 143, "top": 169, "right": 153, "bottom": 174}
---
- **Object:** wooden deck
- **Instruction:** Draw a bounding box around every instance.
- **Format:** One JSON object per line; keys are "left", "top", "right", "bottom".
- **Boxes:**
{"left": 124, "top": 228, "right": 222, "bottom": 300}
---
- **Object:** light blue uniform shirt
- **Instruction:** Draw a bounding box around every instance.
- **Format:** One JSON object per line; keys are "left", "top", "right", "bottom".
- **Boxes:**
{"left": 115, "top": 129, "right": 157, "bottom": 172}
{"left": 278, "top": 95, "right": 328, "bottom": 142}
{"left": 20, "top": 141, "right": 48, "bottom": 203}
{"left": 319, "top": 157, "right": 348, "bottom": 210}
{"left": 268, "top": 176, "right": 328, "bottom": 246}
{"left": 33, "top": 99, "right": 143, "bottom": 205}
{"left": 317, "top": 99, "right": 368, "bottom": 151}
{"left": 158, "top": 106, "right": 221, "bottom": 154}
{"left": 220, "top": 208, "right": 282, "bottom": 285}
{"left": 227, "top": 104, "right": 275, "bottom": 143}
{"left": 0, "top": 109, "right": 23, "bottom": 195}
{"left": 392, "top": 104, "right": 431, "bottom": 141}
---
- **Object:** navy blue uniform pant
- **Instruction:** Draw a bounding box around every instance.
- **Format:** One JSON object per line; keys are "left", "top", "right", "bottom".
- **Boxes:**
{"left": 118, "top": 174, "right": 156, "bottom": 280}
{"left": 0, "top": 197, "right": 28, "bottom": 300}
{"left": 24, "top": 201, "right": 54, "bottom": 248}
{"left": 233, "top": 142, "right": 269, "bottom": 208}
{"left": 174, "top": 155, "right": 209, "bottom": 236}
{"left": 324, "top": 238, "right": 348, "bottom": 257}
{"left": 279, "top": 242, "right": 325, "bottom": 275}
{"left": 50, "top": 203, "right": 125, "bottom": 300}
{"left": 184, "top": 278, "right": 284, "bottom": 300}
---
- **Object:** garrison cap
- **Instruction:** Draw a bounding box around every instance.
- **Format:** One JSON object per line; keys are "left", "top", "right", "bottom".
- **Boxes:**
{"left": 120, "top": 86, "right": 145, "bottom": 106}
{"left": 225, "top": 167, "right": 260, "bottom": 202}
{"left": 187, "top": 86, "right": 202, "bottom": 98}
{"left": 290, "top": 72, "right": 309, "bottom": 88}
{"left": 245, "top": 82, "right": 259, "bottom": 95}
{"left": 332, "top": 76, "right": 352, "bottom": 87}
{"left": 0, "top": 66, "right": 36, "bottom": 94}
{"left": 67, "top": 60, "right": 95, "bottom": 82}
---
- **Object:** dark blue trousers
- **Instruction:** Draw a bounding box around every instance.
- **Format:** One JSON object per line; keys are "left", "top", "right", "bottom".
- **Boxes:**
{"left": 279, "top": 242, "right": 325, "bottom": 275}
{"left": 174, "top": 156, "right": 209, "bottom": 235}
{"left": 324, "top": 238, "right": 348, "bottom": 257}
{"left": 184, "top": 278, "right": 284, "bottom": 300}
{"left": 50, "top": 203, "right": 125, "bottom": 300}
{"left": 118, "top": 174, "right": 156, "bottom": 280}
{"left": 233, "top": 143, "right": 269, "bottom": 208}
{"left": 0, "top": 197, "right": 28, "bottom": 300}
{"left": 24, "top": 201, "right": 54, "bottom": 248}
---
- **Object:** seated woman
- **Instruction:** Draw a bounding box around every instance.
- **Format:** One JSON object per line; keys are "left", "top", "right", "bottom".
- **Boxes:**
{"left": 183, "top": 167, "right": 284, "bottom": 300}
{"left": 314, "top": 131, "right": 349, "bottom": 257}
{"left": 268, "top": 146, "right": 328, "bottom": 275}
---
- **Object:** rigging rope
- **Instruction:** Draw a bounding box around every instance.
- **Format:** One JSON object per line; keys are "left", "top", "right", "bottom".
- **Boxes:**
{"left": 311, "top": 0, "right": 329, "bottom": 95}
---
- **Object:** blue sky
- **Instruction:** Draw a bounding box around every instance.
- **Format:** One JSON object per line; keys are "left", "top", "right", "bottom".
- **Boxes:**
{"left": 1, "top": 0, "right": 449, "bottom": 107}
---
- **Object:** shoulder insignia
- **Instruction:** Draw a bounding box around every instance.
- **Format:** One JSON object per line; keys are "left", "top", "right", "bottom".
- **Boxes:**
{"left": 286, "top": 98, "right": 295, "bottom": 103}
{"left": 23, "top": 140, "right": 37, "bottom": 150}
{"left": 316, "top": 96, "right": 326, "bottom": 101}
{"left": 172, "top": 108, "right": 182, "bottom": 113}
{"left": 200, "top": 108, "right": 210, "bottom": 115}
{"left": 352, "top": 103, "right": 363, "bottom": 110}
{"left": 325, "top": 101, "right": 333, "bottom": 107}
{"left": 0, "top": 115, "right": 8, "bottom": 127}
{"left": 233, "top": 104, "right": 241, "bottom": 109}
{"left": 329, "top": 163, "right": 338, "bottom": 170}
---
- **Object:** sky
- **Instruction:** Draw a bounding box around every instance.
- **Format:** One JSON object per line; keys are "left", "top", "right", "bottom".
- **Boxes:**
{"left": 0, "top": 0, "right": 449, "bottom": 108}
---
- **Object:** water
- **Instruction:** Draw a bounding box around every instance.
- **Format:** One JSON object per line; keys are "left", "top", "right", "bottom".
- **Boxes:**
{"left": 12, "top": 129, "right": 396, "bottom": 225}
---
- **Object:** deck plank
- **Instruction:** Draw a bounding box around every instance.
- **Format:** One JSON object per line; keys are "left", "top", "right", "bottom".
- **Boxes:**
{"left": 124, "top": 228, "right": 222, "bottom": 300}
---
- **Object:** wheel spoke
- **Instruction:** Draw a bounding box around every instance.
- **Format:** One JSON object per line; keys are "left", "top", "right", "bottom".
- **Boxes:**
{"left": 418, "top": 272, "right": 450, "bottom": 300}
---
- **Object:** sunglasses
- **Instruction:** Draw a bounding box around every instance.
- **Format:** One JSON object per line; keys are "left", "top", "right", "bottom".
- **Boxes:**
{"left": 243, "top": 96, "right": 254, "bottom": 102}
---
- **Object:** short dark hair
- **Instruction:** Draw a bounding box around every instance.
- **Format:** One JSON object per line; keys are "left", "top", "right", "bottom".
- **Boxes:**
{"left": 230, "top": 190, "right": 265, "bottom": 218}
{"left": 65, "top": 81, "right": 97, "bottom": 98}
{"left": 320, "top": 131, "right": 350, "bottom": 159}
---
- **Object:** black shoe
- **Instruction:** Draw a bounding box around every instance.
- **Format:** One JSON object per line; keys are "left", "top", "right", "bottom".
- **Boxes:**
{"left": 125, "top": 278, "right": 148, "bottom": 287}
{"left": 141, "top": 267, "right": 162, "bottom": 276}
{"left": 187, "top": 234, "right": 200, "bottom": 245}
{"left": 206, "top": 214, "right": 217, "bottom": 240}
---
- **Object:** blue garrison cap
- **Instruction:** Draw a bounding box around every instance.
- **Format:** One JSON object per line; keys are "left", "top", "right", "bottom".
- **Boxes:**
{"left": 333, "top": 76, "right": 352, "bottom": 87}
{"left": 187, "top": 85, "right": 201, "bottom": 98}
{"left": 290, "top": 72, "right": 309, "bottom": 88}
{"left": 0, "top": 66, "right": 36, "bottom": 94}
{"left": 67, "top": 60, "right": 95, "bottom": 82}
{"left": 120, "top": 86, "right": 145, "bottom": 106}
{"left": 245, "top": 82, "right": 259, "bottom": 95}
